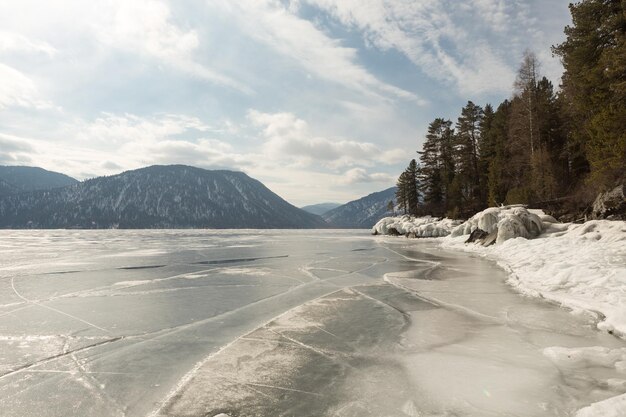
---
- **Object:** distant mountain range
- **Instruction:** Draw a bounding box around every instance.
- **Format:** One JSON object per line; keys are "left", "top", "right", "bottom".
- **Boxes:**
{"left": 0, "top": 166, "right": 77, "bottom": 195}
{"left": 321, "top": 187, "right": 396, "bottom": 228}
{"left": 300, "top": 202, "right": 341, "bottom": 216}
{"left": 0, "top": 165, "right": 327, "bottom": 229}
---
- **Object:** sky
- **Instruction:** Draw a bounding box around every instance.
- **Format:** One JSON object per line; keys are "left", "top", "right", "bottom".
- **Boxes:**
{"left": 0, "top": 0, "right": 571, "bottom": 206}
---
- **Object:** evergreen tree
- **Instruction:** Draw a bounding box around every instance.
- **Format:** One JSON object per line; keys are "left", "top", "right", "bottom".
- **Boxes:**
{"left": 533, "top": 77, "right": 561, "bottom": 200}
{"left": 405, "top": 159, "right": 420, "bottom": 216}
{"left": 486, "top": 100, "right": 512, "bottom": 206}
{"left": 454, "top": 101, "right": 484, "bottom": 215}
{"left": 395, "top": 171, "right": 408, "bottom": 215}
{"left": 395, "top": 160, "right": 420, "bottom": 216}
{"left": 553, "top": 0, "right": 626, "bottom": 188}
{"left": 478, "top": 104, "right": 495, "bottom": 205}
{"left": 418, "top": 118, "right": 455, "bottom": 216}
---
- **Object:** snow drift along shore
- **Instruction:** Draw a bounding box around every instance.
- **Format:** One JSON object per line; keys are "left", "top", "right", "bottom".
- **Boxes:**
{"left": 372, "top": 215, "right": 461, "bottom": 237}
{"left": 374, "top": 206, "right": 625, "bottom": 337}
{"left": 443, "top": 217, "right": 626, "bottom": 337}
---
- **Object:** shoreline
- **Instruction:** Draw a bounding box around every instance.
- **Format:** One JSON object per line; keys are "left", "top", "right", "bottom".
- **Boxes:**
{"left": 373, "top": 210, "right": 626, "bottom": 339}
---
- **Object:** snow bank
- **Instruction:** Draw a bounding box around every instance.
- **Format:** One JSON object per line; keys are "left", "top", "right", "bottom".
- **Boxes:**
{"left": 443, "top": 218, "right": 626, "bottom": 336}
{"left": 575, "top": 394, "right": 626, "bottom": 417}
{"left": 372, "top": 215, "right": 462, "bottom": 238}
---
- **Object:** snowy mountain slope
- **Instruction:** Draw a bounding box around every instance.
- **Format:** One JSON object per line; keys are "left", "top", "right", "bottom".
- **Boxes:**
{"left": 322, "top": 187, "right": 396, "bottom": 228}
{"left": 0, "top": 166, "right": 77, "bottom": 194}
{"left": 300, "top": 202, "right": 341, "bottom": 216}
{"left": 0, "top": 165, "right": 327, "bottom": 229}
{"left": 0, "top": 178, "right": 18, "bottom": 196}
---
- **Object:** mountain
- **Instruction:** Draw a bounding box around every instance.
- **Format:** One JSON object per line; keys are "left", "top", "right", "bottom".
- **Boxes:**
{"left": 0, "top": 179, "right": 18, "bottom": 195}
{"left": 300, "top": 202, "right": 341, "bottom": 216}
{"left": 0, "top": 166, "right": 77, "bottom": 194}
{"left": 322, "top": 187, "right": 396, "bottom": 228}
{"left": 0, "top": 165, "right": 327, "bottom": 229}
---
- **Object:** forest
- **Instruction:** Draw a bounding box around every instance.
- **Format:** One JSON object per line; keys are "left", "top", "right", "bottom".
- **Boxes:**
{"left": 395, "top": 0, "right": 625, "bottom": 220}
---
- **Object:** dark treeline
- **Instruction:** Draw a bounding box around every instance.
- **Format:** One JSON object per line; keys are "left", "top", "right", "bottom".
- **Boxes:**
{"left": 396, "top": 0, "right": 625, "bottom": 219}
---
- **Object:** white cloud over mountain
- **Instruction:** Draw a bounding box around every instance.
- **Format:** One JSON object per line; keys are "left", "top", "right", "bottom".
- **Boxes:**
{"left": 0, "top": 0, "right": 570, "bottom": 205}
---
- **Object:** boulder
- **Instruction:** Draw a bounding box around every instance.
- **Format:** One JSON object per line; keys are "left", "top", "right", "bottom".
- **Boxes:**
{"left": 591, "top": 185, "right": 626, "bottom": 220}
{"left": 387, "top": 227, "right": 401, "bottom": 236}
{"left": 480, "top": 229, "right": 498, "bottom": 246}
{"left": 465, "top": 228, "right": 488, "bottom": 243}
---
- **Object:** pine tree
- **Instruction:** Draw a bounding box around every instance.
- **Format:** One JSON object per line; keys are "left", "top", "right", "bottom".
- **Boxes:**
{"left": 405, "top": 159, "right": 420, "bottom": 216}
{"left": 395, "top": 171, "right": 408, "bottom": 215}
{"left": 486, "top": 100, "right": 512, "bottom": 206}
{"left": 454, "top": 101, "right": 484, "bottom": 215}
{"left": 418, "top": 118, "right": 455, "bottom": 216}
{"left": 478, "top": 104, "right": 495, "bottom": 205}
{"left": 553, "top": 0, "right": 626, "bottom": 188}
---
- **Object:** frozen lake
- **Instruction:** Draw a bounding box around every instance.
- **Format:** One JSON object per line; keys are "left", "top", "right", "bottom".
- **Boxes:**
{"left": 0, "top": 230, "right": 623, "bottom": 416}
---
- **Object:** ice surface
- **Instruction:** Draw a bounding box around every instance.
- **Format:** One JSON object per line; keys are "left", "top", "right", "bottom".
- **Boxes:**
{"left": 0, "top": 230, "right": 623, "bottom": 416}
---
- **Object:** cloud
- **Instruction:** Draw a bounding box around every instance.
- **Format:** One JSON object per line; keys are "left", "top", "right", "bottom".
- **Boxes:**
{"left": 0, "top": 112, "right": 256, "bottom": 179}
{"left": 0, "top": 63, "right": 53, "bottom": 109}
{"left": 70, "top": 113, "right": 211, "bottom": 146}
{"left": 248, "top": 109, "right": 408, "bottom": 168}
{"left": 0, "top": 31, "right": 57, "bottom": 56}
{"left": 340, "top": 167, "right": 395, "bottom": 184}
{"left": 137, "top": 138, "right": 253, "bottom": 170}
{"left": 212, "top": 0, "right": 422, "bottom": 103}
{"left": 0, "top": 133, "right": 37, "bottom": 165}
{"left": 297, "top": 0, "right": 529, "bottom": 96}
{"left": 94, "top": 0, "right": 251, "bottom": 93}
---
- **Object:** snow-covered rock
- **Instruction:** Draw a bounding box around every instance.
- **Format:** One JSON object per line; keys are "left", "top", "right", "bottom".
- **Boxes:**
{"left": 372, "top": 215, "right": 462, "bottom": 238}
{"left": 592, "top": 184, "right": 626, "bottom": 220}
{"left": 450, "top": 205, "right": 545, "bottom": 244}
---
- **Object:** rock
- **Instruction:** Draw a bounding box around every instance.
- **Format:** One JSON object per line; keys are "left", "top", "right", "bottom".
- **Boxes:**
{"left": 465, "top": 228, "right": 488, "bottom": 243}
{"left": 591, "top": 185, "right": 626, "bottom": 220}
{"left": 480, "top": 229, "right": 498, "bottom": 246}
{"left": 387, "top": 227, "right": 401, "bottom": 236}
{"left": 406, "top": 232, "right": 417, "bottom": 238}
